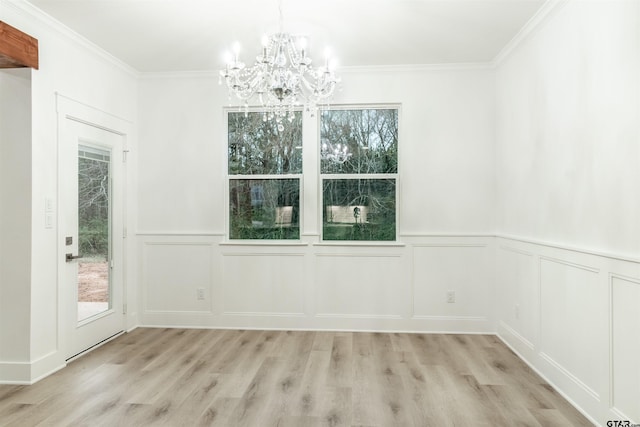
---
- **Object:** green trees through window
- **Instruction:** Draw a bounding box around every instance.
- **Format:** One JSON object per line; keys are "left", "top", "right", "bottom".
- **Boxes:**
{"left": 78, "top": 148, "right": 110, "bottom": 256}
{"left": 321, "top": 108, "right": 398, "bottom": 241}
{"left": 226, "top": 106, "right": 398, "bottom": 241}
{"left": 228, "top": 111, "right": 302, "bottom": 240}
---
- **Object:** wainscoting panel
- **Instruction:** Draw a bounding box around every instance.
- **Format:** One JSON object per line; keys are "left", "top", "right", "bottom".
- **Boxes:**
{"left": 495, "top": 236, "right": 640, "bottom": 426}
{"left": 314, "top": 253, "right": 405, "bottom": 318}
{"left": 412, "top": 244, "right": 490, "bottom": 320}
{"left": 142, "top": 240, "right": 214, "bottom": 313}
{"left": 496, "top": 246, "right": 536, "bottom": 351}
{"left": 539, "top": 256, "right": 603, "bottom": 402}
{"left": 138, "top": 235, "right": 495, "bottom": 331}
{"left": 221, "top": 252, "right": 306, "bottom": 316}
{"left": 610, "top": 274, "right": 640, "bottom": 422}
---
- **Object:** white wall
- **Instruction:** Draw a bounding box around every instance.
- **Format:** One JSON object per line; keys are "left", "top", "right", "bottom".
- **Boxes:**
{"left": 136, "top": 67, "right": 496, "bottom": 332}
{"left": 496, "top": 0, "right": 640, "bottom": 257}
{"left": 0, "top": 69, "right": 32, "bottom": 371}
{"left": 0, "top": 0, "right": 138, "bottom": 383}
{"left": 495, "top": 1, "right": 640, "bottom": 424}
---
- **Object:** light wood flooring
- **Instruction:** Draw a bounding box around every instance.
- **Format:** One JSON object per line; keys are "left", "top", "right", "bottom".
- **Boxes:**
{"left": 0, "top": 328, "right": 593, "bottom": 426}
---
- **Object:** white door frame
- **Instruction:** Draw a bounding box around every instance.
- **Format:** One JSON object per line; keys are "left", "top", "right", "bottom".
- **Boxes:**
{"left": 56, "top": 94, "right": 133, "bottom": 359}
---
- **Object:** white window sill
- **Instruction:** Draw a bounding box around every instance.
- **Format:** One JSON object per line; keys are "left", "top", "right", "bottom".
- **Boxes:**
{"left": 219, "top": 240, "right": 309, "bottom": 247}
{"left": 313, "top": 241, "right": 405, "bottom": 247}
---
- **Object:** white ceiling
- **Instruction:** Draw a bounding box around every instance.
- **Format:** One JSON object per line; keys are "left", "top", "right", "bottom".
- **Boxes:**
{"left": 27, "top": 0, "right": 546, "bottom": 72}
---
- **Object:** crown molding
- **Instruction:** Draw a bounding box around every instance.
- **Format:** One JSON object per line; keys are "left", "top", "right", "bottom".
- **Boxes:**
{"left": 2, "top": 0, "right": 139, "bottom": 78}
{"left": 339, "top": 63, "right": 494, "bottom": 74}
{"left": 491, "top": 0, "right": 569, "bottom": 67}
{"left": 139, "top": 70, "right": 217, "bottom": 80}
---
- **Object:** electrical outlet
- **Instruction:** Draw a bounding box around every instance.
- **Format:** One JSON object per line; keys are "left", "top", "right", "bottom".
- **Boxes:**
{"left": 197, "top": 288, "right": 205, "bottom": 300}
{"left": 446, "top": 290, "right": 456, "bottom": 303}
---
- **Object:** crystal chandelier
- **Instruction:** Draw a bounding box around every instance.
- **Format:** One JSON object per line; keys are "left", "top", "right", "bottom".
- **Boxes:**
{"left": 219, "top": 0, "right": 339, "bottom": 130}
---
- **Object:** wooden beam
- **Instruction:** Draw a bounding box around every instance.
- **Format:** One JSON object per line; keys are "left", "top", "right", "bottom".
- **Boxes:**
{"left": 0, "top": 21, "right": 39, "bottom": 69}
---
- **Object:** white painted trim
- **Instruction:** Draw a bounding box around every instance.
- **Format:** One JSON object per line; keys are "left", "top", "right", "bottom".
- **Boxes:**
{"left": 144, "top": 309, "right": 215, "bottom": 315}
{"left": 0, "top": 351, "right": 65, "bottom": 385}
{"left": 539, "top": 255, "right": 600, "bottom": 274}
{"left": 401, "top": 233, "right": 495, "bottom": 237}
{"left": 139, "top": 70, "right": 217, "bottom": 80}
{"left": 496, "top": 333, "right": 601, "bottom": 427}
{"left": 412, "top": 243, "right": 487, "bottom": 248}
{"left": 498, "top": 320, "right": 535, "bottom": 350}
{"left": 137, "top": 231, "right": 639, "bottom": 264}
{"left": 0, "top": 360, "right": 31, "bottom": 384}
{"left": 221, "top": 252, "right": 305, "bottom": 257}
{"left": 56, "top": 93, "right": 133, "bottom": 128}
{"left": 136, "top": 232, "right": 226, "bottom": 237}
{"left": 314, "top": 252, "right": 402, "bottom": 258}
{"left": 498, "top": 245, "right": 534, "bottom": 257}
{"left": 56, "top": 94, "right": 133, "bottom": 362}
{"left": 608, "top": 273, "right": 640, "bottom": 418}
{"left": 313, "top": 242, "right": 405, "bottom": 247}
{"left": 143, "top": 241, "right": 214, "bottom": 247}
{"left": 411, "top": 315, "right": 487, "bottom": 322}
{"left": 315, "top": 313, "right": 403, "bottom": 320}
{"left": 497, "top": 234, "right": 640, "bottom": 264}
{"left": 539, "top": 352, "right": 601, "bottom": 402}
{"left": 338, "top": 63, "right": 494, "bottom": 73}
{"left": 492, "top": 0, "right": 570, "bottom": 66}
{"left": 2, "top": 0, "right": 138, "bottom": 77}
{"left": 222, "top": 311, "right": 306, "bottom": 317}
{"left": 138, "top": 324, "right": 495, "bottom": 335}
{"left": 219, "top": 241, "right": 309, "bottom": 247}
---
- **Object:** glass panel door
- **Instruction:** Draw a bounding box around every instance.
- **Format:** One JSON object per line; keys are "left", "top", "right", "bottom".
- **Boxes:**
{"left": 77, "top": 145, "right": 111, "bottom": 322}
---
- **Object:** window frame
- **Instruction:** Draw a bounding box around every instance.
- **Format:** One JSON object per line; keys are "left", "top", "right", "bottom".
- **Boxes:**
{"left": 318, "top": 104, "right": 401, "bottom": 242}
{"left": 224, "top": 108, "right": 304, "bottom": 241}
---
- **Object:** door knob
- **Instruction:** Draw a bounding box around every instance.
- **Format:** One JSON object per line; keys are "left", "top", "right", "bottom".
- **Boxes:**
{"left": 65, "top": 253, "right": 83, "bottom": 262}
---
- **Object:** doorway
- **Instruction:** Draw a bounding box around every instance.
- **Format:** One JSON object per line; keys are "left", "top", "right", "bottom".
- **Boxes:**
{"left": 58, "top": 102, "right": 126, "bottom": 360}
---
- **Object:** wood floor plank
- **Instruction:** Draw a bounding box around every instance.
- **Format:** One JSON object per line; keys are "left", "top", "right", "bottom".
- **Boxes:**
{"left": 226, "top": 356, "right": 287, "bottom": 426}
{"left": 326, "top": 334, "right": 353, "bottom": 387}
{"left": 215, "top": 331, "right": 280, "bottom": 399}
{"left": 396, "top": 350, "right": 451, "bottom": 426}
{"left": 0, "top": 329, "right": 595, "bottom": 427}
{"left": 291, "top": 350, "right": 332, "bottom": 417}
{"left": 481, "top": 384, "right": 544, "bottom": 427}
{"left": 260, "top": 332, "right": 315, "bottom": 426}
{"left": 318, "top": 386, "right": 352, "bottom": 427}
{"left": 198, "top": 396, "right": 241, "bottom": 426}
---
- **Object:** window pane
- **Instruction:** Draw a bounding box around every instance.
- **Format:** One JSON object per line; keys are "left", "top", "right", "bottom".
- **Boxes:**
{"left": 228, "top": 111, "right": 302, "bottom": 175}
{"left": 323, "top": 179, "right": 396, "bottom": 241}
{"left": 320, "top": 109, "right": 398, "bottom": 174}
{"left": 229, "top": 178, "right": 300, "bottom": 239}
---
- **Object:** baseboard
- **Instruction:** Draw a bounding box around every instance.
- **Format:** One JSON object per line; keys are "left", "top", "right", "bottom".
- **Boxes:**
{"left": 140, "top": 310, "right": 493, "bottom": 333}
{"left": 495, "top": 332, "right": 601, "bottom": 427}
{"left": 0, "top": 351, "right": 66, "bottom": 384}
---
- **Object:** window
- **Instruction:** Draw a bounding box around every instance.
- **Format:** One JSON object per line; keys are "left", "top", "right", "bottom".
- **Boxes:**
{"left": 320, "top": 108, "right": 398, "bottom": 241}
{"left": 227, "top": 111, "right": 302, "bottom": 239}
